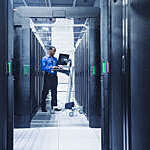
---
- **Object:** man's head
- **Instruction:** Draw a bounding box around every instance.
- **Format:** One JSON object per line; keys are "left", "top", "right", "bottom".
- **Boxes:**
{"left": 47, "top": 46, "right": 56, "bottom": 57}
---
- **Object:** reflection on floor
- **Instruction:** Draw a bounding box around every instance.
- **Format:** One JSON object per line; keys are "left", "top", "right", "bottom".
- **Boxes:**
{"left": 14, "top": 74, "right": 101, "bottom": 150}
{"left": 14, "top": 110, "right": 101, "bottom": 150}
{"left": 31, "top": 106, "right": 89, "bottom": 128}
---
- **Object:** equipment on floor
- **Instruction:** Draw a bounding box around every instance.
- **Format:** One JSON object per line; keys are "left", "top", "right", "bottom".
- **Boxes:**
{"left": 65, "top": 62, "right": 84, "bottom": 117}
{"left": 65, "top": 102, "right": 75, "bottom": 109}
{"left": 64, "top": 102, "right": 83, "bottom": 117}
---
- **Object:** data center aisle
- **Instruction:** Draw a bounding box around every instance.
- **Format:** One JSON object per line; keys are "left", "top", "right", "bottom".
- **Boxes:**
{"left": 14, "top": 110, "right": 101, "bottom": 150}
{"left": 14, "top": 72, "right": 101, "bottom": 150}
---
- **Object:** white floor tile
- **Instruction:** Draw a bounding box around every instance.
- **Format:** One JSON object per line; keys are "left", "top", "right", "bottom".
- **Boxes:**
{"left": 59, "top": 127, "right": 101, "bottom": 150}
{"left": 14, "top": 127, "right": 101, "bottom": 150}
{"left": 14, "top": 128, "right": 59, "bottom": 150}
{"left": 14, "top": 102, "right": 101, "bottom": 150}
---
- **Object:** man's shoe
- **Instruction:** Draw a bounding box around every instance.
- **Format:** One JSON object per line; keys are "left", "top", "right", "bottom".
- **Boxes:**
{"left": 51, "top": 109, "right": 55, "bottom": 114}
{"left": 54, "top": 108, "right": 62, "bottom": 111}
{"left": 41, "top": 108, "right": 47, "bottom": 112}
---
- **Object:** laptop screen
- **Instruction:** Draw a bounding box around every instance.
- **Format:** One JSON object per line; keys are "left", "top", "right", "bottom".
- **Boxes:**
{"left": 58, "top": 54, "right": 69, "bottom": 65}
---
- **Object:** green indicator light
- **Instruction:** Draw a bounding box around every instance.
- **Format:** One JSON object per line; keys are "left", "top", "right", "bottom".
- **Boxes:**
{"left": 92, "top": 66, "right": 96, "bottom": 75}
{"left": 24, "top": 65, "right": 28, "bottom": 75}
{"left": 103, "top": 62, "right": 106, "bottom": 73}
{"left": 8, "top": 62, "right": 11, "bottom": 73}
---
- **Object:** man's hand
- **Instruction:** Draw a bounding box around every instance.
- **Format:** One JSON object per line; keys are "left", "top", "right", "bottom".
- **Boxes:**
{"left": 52, "top": 66, "right": 63, "bottom": 70}
{"left": 52, "top": 66, "right": 59, "bottom": 69}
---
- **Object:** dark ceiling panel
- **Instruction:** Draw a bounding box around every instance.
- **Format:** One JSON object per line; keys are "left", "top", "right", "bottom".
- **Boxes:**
{"left": 14, "top": 0, "right": 24, "bottom": 7}
{"left": 76, "top": 0, "right": 95, "bottom": 6}
{"left": 51, "top": 0, "right": 74, "bottom": 5}
{"left": 26, "top": 0, "right": 46, "bottom": 6}
{"left": 14, "top": 0, "right": 22, "bottom": 2}
{"left": 14, "top": 0, "right": 46, "bottom": 7}
{"left": 14, "top": 0, "right": 96, "bottom": 7}
{"left": 27, "top": 3, "right": 46, "bottom": 6}
{"left": 74, "top": 18, "right": 86, "bottom": 24}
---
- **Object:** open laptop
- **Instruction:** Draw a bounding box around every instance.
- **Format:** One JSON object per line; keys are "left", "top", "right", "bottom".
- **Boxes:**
{"left": 58, "top": 53, "right": 70, "bottom": 65}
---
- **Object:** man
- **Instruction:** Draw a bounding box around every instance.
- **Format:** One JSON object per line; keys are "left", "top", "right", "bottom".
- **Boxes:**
{"left": 41, "top": 46, "right": 61, "bottom": 113}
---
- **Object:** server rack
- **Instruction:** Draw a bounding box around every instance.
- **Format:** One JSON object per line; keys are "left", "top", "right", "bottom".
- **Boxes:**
{"left": 110, "top": 1, "right": 124, "bottom": 150}
{"left": 100, "top": 0, "right": 126, "bottom": 149}
{"left": 129, "top": 0, "right": 150, "bottom": 150}
{"left": 14, "top": 18, "right": 45, "bottom": 128}
{"left": 0, "top": 0, "right": 14, "bottom": 150}
{"left": 102, "top": 1, "right": 150, "bottom": 150}
{"left": 75, "top": 18, "right": 101, "bottom": 128}
{"left": 8, "top": 1, "right": 14, "bottom": 149}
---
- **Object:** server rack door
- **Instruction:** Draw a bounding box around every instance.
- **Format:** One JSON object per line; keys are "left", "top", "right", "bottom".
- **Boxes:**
{"left": 88, "top": 17, "right": 101, "bottom": 128}
{"left": 0, "top": 0, "right": 13, "bottom": 149}
{"left": 74, "top": 17, "right": 100, "bottom": 127}
{"left": 122, "top": 0, "right": 131, "bottom": 150}
{"left": 37, "top": 41, "right": 39, "bottom": 109}
{"left": 30, "top": 32, "right": 36, "bottom": 118}
{"left": 7, "top": 0, "right": 14, "bottom": 149}
{"left": 81, "top": 41, "right": 84, "bottom": 108}
{"left": 108, "top": 0, "right": 132, "bottom": 150}
{"left": 39, "top": 46, "right": 42, "bottom": 106}
{"left": 107, "top": 1, "right": 150, "bottom": 150}
{"left": 39, "top": 46, "right": 45, "bottom": 107}
{"left": 100, "top": 0, "right": 111, "bottom": 149}
{"left": 130, "top": 0, "right": 150, "bottom": 150}
{"left": 36, "top": 43, "right": 40, "bottom": 108}
{"left": 35, "top": 40, "right": 40, "bottom": 112}
{"left": 14, "top": 27, "right": 31, "bottom": 128}
{"left": 87, "top": 30, "right": 90, "bottom": 119}
{"left": 110, "top": 0, "right": 124, "bottom": 150}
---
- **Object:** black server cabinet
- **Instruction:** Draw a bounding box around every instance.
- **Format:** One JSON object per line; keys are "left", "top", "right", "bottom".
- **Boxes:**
{"left": 35, "top": 39, "right": 40, "bottom": 112}
{"left": 75, "top": 18, "right": 101, "bottom": 128}
{"left": 30, "top": 32, "right": 36, "bottom": 118}
{"left": 14, "top": 19, "right": 44, "bottom": 128}
{"left": 100, "top": 0, "right": 111, "bottom": 150}
{"left": 8, "top": 0, "right": 14, "bottom": 149}
{"left": 14, "top": 26, "right": 31, "bottom": 128}
{"left": 102, "top": 1, "right": 150, "bottom": 150}
{"left": 30, "top": 33, "right": 43, "bottom": 117}
{"left": 88, "top": 18, "right": 101, "bottom": 128}
{"left": 101, "top": 0, "right": 125, "bottom": 150}
{"left": 101, "top": 0, "right": 125, "bottom": 149}
{"left": 110, "top": 1, "right": 124, "bottom": 150}
{"left": 130, "top": 0, "right": 150, "bottom": 150}
{"left": 0, "top": 0, "right": 14, "bottom": 150}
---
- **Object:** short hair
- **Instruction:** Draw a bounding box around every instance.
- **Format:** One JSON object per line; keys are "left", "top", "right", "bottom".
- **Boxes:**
{"left": 47, "top": 45, "right": 56, "bottom": 51}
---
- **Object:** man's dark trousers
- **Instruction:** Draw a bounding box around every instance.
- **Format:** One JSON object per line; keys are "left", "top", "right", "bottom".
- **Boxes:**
{"left": 41, "top": 72, "right": 58, "bottom": 110}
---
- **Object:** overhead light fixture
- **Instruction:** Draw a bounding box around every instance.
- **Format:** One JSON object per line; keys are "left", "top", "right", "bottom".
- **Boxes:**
{"left": 49, "top": 18, "right": 56, "bottom": 24}
{"left": 34, "top": 24, "right": 88, "bottom": 29}
{"left": 42, "top": 27, "right": 49, "bottom": 31}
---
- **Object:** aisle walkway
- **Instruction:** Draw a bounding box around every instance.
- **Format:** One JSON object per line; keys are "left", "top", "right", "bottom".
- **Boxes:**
{"left": 14, "top": 74, "right": 101, "bottom": 150}
{"left": 14, "top": 111, "right": 101, "bottom": 150}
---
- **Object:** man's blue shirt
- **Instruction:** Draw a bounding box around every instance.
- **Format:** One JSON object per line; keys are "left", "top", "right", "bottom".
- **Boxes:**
{"left": 41, "top": 56, "right": 58, "bottom": 74}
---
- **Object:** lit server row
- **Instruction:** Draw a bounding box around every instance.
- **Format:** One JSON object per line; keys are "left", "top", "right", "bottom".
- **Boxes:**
{"left": 14, "top": 18, "right": 45, "bottom": 128}
{"left": 75, "top": 18, "right": 101, "bottom": 128}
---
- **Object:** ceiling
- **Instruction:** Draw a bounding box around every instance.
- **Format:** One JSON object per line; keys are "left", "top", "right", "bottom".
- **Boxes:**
{"left": 14, "top": 0, "right": 96, "bottom": 7}
{"left": 32, "top": 17, "right": 88, "bottom": 48}
{"left": 14, "top": 0, "right": 96, "bottom": 49}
